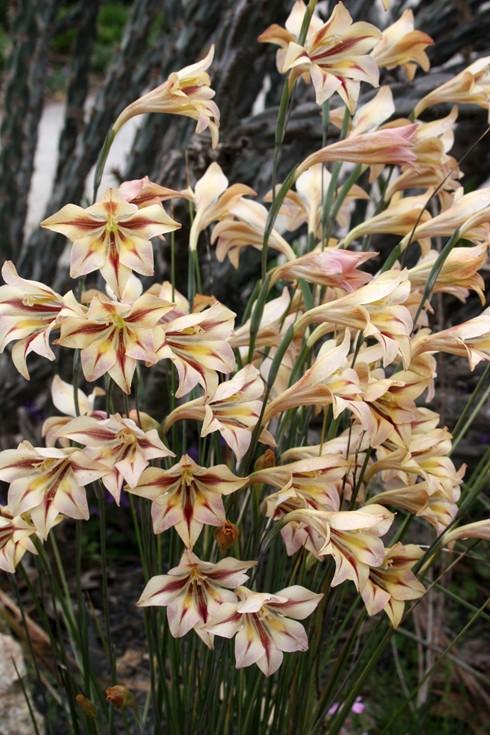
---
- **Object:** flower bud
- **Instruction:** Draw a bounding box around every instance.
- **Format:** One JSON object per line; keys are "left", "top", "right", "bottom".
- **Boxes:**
{"left": 105, "top": 685, "right": 136, "bottom": 711}
{"left": 254, "top": 449, "right": 276, "bottom": 472}
{"left": 75, "top": 693, "right": 96, "bottom": 719}
{"left": 216, "top": 521, "right": 239, "bottom": 553}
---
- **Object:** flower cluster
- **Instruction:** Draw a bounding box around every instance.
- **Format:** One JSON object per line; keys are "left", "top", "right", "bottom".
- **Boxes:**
{"left": 1, "top": 1, "right": 489, "bottom": 681}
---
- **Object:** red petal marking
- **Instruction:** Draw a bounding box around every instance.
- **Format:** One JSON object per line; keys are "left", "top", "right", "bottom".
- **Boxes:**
{"left": 194, "top": 583, "right": 208, "bottom": 622}
{"left": 119, "top": 216, "right": 158, "bottom": 230}
{"left": 3, "top": 299, "right": 61, "bottom": 314}
{"left": 64, "top": 217, "right": 105, "bottom": 230}
{"left": 70, "top": 323, "right": 112, "bottom": 336}
{"left": 312, "top": 36, "right": 372, "bottom": 61}
{"left": 159, "top": 577, "right": 187, "bottom": 593}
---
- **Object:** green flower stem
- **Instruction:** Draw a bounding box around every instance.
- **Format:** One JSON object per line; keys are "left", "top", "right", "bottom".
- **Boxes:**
{"left": 451, "top": 363, "right": 490, "bottom": 448}
{"left": 413, "top": 228, "right": 461, "bottom": 326}
{"left": 93, "top": 128, "right": 116, "bottom": 202}
{"left": 95, "top": 482, "right": 116, "bottom": 683}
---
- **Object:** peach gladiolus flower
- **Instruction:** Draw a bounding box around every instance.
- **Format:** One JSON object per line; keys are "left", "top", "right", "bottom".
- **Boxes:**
{"left": 0, "top": 505, "right": 39, "bottom": 573}
{"left": 415, "top": 56, "right": 490, "bottom": 120}
{"left": 163, "top": 365, "right": 265, "bottom": 461}
{"left": 259, "top": 1, "right": 380, "bottom": 112}
{"left": 271, "top": 248, "right": 375, "bottom": 292}
{"left": 360, "top": 543, "right": 425, "bottom": 627}
{"left": 263, "top": 332, "right": 360, "bottom": 424}
{"left": 126, "top": 455, "right": 246, "bottom": 547}
{"left": 408, "top": 243, "right": 488, "bottom": 304}
{"left": 113, "top": 46, "right": 220, "bottom": 146}
{"left": 296, "top": 124, "right": 417, "bottom": 177}
{"left": 414, "top": 308, "right": 490, "bottom": 370}
{"left": 41, "top": 189, "right": 180, "bottom": 300}
{"left": 250, "top": 455, "right": 347, "bottom": 517}
{"left": 154, "top": 300, "right": 236, "bottom": 398}
{"left": 60, "top": 413, "right": 174, "bottom": 504}
{"left": 205, "top": 585, "right": 323, "bottom": 676}
{"left": 330, "top": 86, "right": 395, "bottom": 137}
{"left": 230, "top": 288, "right": 291, "bottom": 351}
{"left": 57, "top": 290, "right": 173, "bottom": 394}
{"left": 341, "top": 194, "right": 431, "bottom": 248}
{"left": 297, "top": 270, "right": 413, "bottom": 368}
{"left": 367, "top": 482, "right": 431, "bottom": 519}
{"left": 137, "top": 550, "right": 256, "bottom": 645}
{"left": 282, "top": 505, "right": 394, "bottom": 589}
{"left": 266, "top": 164, "right": 369, "bottom": 237}
{"left": 0, "top": 442, "right": 108, "bottom": 538}
{"left": 118, "top": 176, "right": 193, "bottom": 207}
{"left": 399, "top": 187, "right": 490, "bottom": 249}
{"left": 212, "top": 199, "right": 295, "bottom": 268}
{"left": 419, "top": 490, "right": 459, "bottom": 534}
{"left": 443, "top": 519, "right": 490, "bottom": 544}
{"left": 371, "top": 10, "right": 433, "bottom": 80}
{"left": 0, "top": 261, "right": 63, "bottom": 379}
{"left": 42, "top": 375, "right": 106, "bottom": 447}
{"left": 188, "top": 162, "right": 255, "bottom": 252}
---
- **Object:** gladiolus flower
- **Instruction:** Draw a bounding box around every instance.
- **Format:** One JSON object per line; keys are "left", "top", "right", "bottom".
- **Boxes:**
{"left": 0, "top": 505, "right": 39, "bottom": 573}
{"left": 113, "top": 46, "right": 220, "bottom": 146}
{"left": 415, "top": 56, "right": 490, "bottom": 120}
{"left": 251, "top": 455, "right": 347, "bottom": 518}
{"left": 266, "top": 164, "right": 369, "bottom": 237}
{"left": 271, "top": 248, "right": 375, "bottom": 292}
{"left": 296, "top": 270, "right": 413, "bottom": 368}
{"left": 418, "top": 490, "right": 459, "bottom": 534}
{"left": 154, "top": 300, "right": 236, "bottom": 398}
{"left": 188, "top": 162, "right": 255, "bottom": 251}
{"left": 263, "top": 332, "right": 362, "bottom": 424}
{"left": 137, "top": 550, "right": 256, "bottom": 645}
{"left": 211, "top": 199, "right": 295, "bottom": 268}
{"left": 118, "top": 176, "right": 193, "bottom": 207}
{"left": 399, "top": 186, "right": 490, "bottom": 249}
{"left": 371, "top": 10, "right": 433, "bottom": 80}
{"left": 360, "top": 543, "right": 425, "bottom": 627}
{"left": 0, "top": 442, "right": 108, "bottom": 538}
{"left": 414, "top": 308, "right": 490, "bottom": 370}
{"left": 205, "top": 584, "right": 323, "bottom": 676}
{"left": 408, "top": 243, "right": 488, "bottom": 304}
{"left": 296, "top": 125, "right": 417, "bottom": 177}
{"left": 367, "top": 482, "right": 430, "bottom": 518}
{"left": 230, "top": 288, "right": 291, "bottom": 351}
{"left": 282, "top": 505, "right": 394, "bottom": 589}
{"left": 259, "top": 1, "right": 380, "bottom": 112}
{"left": 0, "top": 261, "right": 63, "bottom": 379}
{"left": 60, "top": 413, "right": 174, "bottom": 504}
{"left": 163, "top": 365, "right": 265, "bottom": 462}
{"left": 41, "top": 189, "right": 180, "bottom": 300}
{"left": 443, "top": 519, "right": 490, "bottom": 544}
{"left": 330, "top": 86, "right": 395, "bottom": 137}
{"left": 126, "top": 455, "right": 246, "bottom": 547}
{"left": 57, "top": 290, "right": 173, "bottom": 394}
{"left": 42, "top": 376, "right": 106, "bottom": 447}
{"left": 341, "top": 194, "right": 431, "bottom": 248}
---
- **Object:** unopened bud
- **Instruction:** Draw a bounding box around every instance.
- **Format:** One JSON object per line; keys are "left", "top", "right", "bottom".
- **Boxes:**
{"left": 216, "top": 520, "right": 239, "bottom": 553}
{"left": 193, "top": 293, "right": 216, "bottom": 312}
{"left": 105, "top": 684, "right": 136, "bottom": 711}
{"left": 75, "top": 693, "right": 96, "bottom": 719}
{"left": 254, "top": 449, "right": 276, "bottom": 471}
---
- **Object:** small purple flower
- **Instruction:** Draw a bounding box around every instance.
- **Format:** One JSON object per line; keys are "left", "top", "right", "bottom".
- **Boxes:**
{"left": 352, "top": 697, "right": 365, "bottom": 715}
